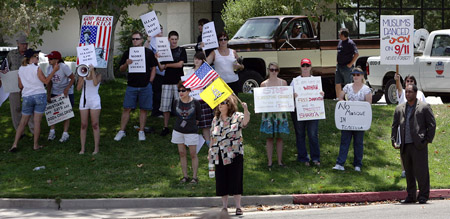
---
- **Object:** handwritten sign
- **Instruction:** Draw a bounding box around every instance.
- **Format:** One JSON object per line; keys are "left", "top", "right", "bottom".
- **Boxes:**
{"left": 156, "top": 37, "right": 173, "bottom": 62}
{"left": 334, "top": 101, "right": 372, "bottom": 131}
{"left": 45, "top": 95, "right": 75, "bottom": 126}
{"left": 253, "top": 86, "right": 295, "bottom": 113}
{"left": 292, "top": 76, "right": 326, "bottom": 121}
{"left": 140, "top": 11, "right": 161, "bottom": 37}
{"left": 78, "top": 15, "right": 113, "bottom": 68}
{"left": 380, "top": 15, "right": 414, "bottom": 65}
{"left": 128, "top": 47, "right": 146, "bottom": 73}
{"left": 202, "top": 22, "right": 219, "bottom": 50}
{"left": 77, "top": 45, "right": 98, "bottom": 67}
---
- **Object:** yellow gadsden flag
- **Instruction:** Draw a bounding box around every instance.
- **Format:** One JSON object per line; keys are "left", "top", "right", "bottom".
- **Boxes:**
{"left": 200, "top": 77, "right": 233, "bottom": 109}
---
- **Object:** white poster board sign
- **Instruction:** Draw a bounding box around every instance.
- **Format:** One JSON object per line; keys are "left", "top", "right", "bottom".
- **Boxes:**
{"left": 140, "top": 11, "right": 161, "bottom": 37}
{"left": 253, "top": 86, "right": 295, "bottom": 113}
{"left": 0, "top": 85, "right": 9, "bottom": 107}
{"left": 202, "top": 22, "right": 219, "bottom": 50}
{"left": 128, "top": 47, "right": 146, "bottom": 73}
{"left": 292, "top": 76, "right": 326, "bottom": 121}
{"left": 156, "top": 37, "right": 173, "bottom": 62}
{"left": 77, "top": 45, "right": 98, "bottom": 67}
{"left": 334, "top": 101, "right": 372, "bottom": 131}
{"left": 380, "top": 15, "right": 414, "bottom": 65}
{"left": 78, "top": 15, "right": 113, "bottom": 68}
{"left": 0, "top": 70, "right": 20, "bottom": 93}
{"left": 45, "top": 95, "right": 75, "bottom": 126}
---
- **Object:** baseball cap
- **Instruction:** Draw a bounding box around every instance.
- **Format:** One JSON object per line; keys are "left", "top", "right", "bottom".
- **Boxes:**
{"left": 24, "top": 49, "right": 41, "bottom": 58}
{"left": 46, "top": 51, "right": 62, "bottom": 60}
{"left": 17, "top": 35, "right": 28, "bottom": 44}
{"left": 300, "top": 58, "right": 312, "bottom": 66}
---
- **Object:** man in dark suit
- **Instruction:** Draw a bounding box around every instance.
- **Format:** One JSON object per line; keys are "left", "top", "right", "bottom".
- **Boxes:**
{"left": 391, "top": 84, "right": 436, "bottom": 204}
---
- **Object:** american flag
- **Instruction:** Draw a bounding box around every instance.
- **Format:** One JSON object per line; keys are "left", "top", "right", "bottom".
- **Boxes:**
{"left": 77, "top": 17, "right": 112, "bottom": 67}
{"left": 183, "top": 63, "right": 219, "bottom": 90}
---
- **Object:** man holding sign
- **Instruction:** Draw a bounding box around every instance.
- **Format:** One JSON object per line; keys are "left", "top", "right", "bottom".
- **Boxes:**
{"left": 114, "top": 31, "right": 157, "bottom": 141}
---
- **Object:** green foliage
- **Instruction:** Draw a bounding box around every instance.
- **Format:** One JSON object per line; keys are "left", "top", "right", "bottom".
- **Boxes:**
{"left": 63, "top": 56, "right": 77, "bottom": 62}
{"left": 117, "top": 17, "right": 147, "bottom": 54}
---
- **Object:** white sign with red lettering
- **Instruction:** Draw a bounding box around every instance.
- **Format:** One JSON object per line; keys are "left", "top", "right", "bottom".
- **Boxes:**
{"left": 292, "top": 76, "right": 326, "bottom": 121}
{"left": 253, "top": 86, "right": 294, "bottom": 113}
{"left": 45, "top": 95, "right": 75, "bottom": 126}
{"left": 380, "top": 15, "right": 414, "bottom": 65}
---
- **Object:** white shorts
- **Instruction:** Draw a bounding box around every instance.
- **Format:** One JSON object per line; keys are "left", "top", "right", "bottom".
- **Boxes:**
{"left": 79, "top": 96, "right": 101, "bottom": 110}
{"left": 171, "top": 130, "right": 198, "bottom": 146}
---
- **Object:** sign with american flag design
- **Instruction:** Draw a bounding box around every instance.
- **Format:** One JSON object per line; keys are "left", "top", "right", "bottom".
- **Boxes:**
{"left": 78, "top": 15, "right": 113, "bottom": 68}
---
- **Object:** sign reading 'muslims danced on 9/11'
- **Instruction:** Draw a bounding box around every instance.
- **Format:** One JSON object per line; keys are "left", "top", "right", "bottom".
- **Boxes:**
{"left": 380, "top": 15, "right": 414, "bottom": 65}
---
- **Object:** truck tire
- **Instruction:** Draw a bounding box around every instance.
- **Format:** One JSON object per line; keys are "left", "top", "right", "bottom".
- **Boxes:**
{"left": 440, "top": 96, "right": 450, "bottom": 103}
{"left": 372, "top": 92, "right": 383, "bottom": 104}
{"left": 384, "top": 78, "right": 398, "bottom": 104}
{"left": 238, "top": 70, "right": 263, "bottom": 93}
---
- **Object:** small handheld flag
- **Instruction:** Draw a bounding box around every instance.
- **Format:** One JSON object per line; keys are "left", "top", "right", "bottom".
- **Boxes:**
{"left": 183, "top": 62, "right": 219, "bottom": 90}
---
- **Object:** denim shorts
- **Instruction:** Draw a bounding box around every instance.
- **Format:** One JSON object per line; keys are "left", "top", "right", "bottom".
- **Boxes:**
{"left": 335, "top": 64, "right": 353, "bottom": 85}
{"left": 22, "top": 93, "right": 47, "bottom": 115}
{"left": 123, "top": 83, "right": 153, "bottom": 110}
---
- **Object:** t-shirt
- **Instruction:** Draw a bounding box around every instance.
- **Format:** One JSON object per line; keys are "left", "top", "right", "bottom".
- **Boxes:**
{"left": 18, "top": 64, "right": 46, "bottom": 97}
{"left": 396, "top": 89, "right": 426, "bottom": 105}
{"left": 119, "top": 47, "right": 157, "bottom": 87}
{"left": 337, "top": 39, "right": 358, "bottom": 65}
{"left": 162, "top": 46, "right": 187, "bottom": 85}
{"left": 46, "top": 63, "right": 74, "bottom": 95}
{"left": 172, "top": 98, "right": 201, "bottom": 134}
{"left": 343, "top": 84, "right": 371, "bottom": 101}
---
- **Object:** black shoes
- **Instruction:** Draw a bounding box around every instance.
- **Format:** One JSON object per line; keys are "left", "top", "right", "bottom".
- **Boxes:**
{"left": 400, "top": 197, "right": 417, "bottom": 204}
{"left": 418, "top": 198, "right": 428, "bottom": 204}
{"left": 160, "top": 127, "right": 170, "bottom": 136}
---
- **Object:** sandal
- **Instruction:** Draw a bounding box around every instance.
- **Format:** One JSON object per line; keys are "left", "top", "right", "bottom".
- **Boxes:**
{"left": 190, "top": 178, "right": 198, "bottom": 184}
{"left": 236, "top": 208, "right": 243, "bottom": 215}
{"left": 313, "top": 161, "right": 321, "bottom": 166}
{"left": 9, "top": 146, "right": 18, "bottom": 153}
{"left": 179, "top": 177, "right": 190, "bottom": 183}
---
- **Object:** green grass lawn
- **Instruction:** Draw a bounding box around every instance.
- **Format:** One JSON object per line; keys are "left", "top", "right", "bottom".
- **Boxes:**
{"left": 0, "top": 78, "right": 449, "bottom": 199}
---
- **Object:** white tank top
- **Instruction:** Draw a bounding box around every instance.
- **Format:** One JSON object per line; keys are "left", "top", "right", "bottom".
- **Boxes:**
{"left": 214, "top": 49, "right": 239, "bottom": 83}
{"left": 18, "top": 64, "right": 46, "bottom": 97}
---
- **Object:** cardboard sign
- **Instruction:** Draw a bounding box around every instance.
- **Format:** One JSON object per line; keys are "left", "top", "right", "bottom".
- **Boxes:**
{"left": 156, "top": 37, "right": 173, "bottom": 62}
{"left": 45, "top": 95, "right": 75, "bottom": 126}
{"left": 253, "top": 86, "right": 295, "bottom": 113}
{"left": 292, "top": 76, "right": 326, "bottom": 121}
{"left": 77, "top": 45, "right": 98, "bottom": 67}
{"left": 334, "top": 101, "right": 372, "bottom": 131}
{"left": 380, "top": 15, "right": 414, "bottom": 65}
{"left": 140, "top": 11, "right": 161, "bottom": 37}
{"left": 0, "top": 70, "right": 20, "bottom": 93}
{"left": 202, "top": 22, "right": 219, "bottom": 50}
{"left": 78, "top": 15, "right": 113, "bottom": 68}
{"left": 128, "top": 47, "right": 146, "bottom": 73}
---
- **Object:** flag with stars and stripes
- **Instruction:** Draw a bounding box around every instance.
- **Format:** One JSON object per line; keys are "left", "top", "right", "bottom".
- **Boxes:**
{"left": 78, "top": 15, "right": 113, "bottom": 68}
{"left": 183, "top": 63, "right": 219, "bottom": 90}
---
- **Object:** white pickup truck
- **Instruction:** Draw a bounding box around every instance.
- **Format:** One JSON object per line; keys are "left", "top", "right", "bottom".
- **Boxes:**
{"left": 366, "top": 29, "right": 450, "bottom": 104}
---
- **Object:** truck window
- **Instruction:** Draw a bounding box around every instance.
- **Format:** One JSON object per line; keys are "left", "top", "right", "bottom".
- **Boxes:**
{"left": 232, "top": 18, "right": 279, "bottom": 39}
{"left": 288, "top": 19, "right": 310, "bottom": 39}
{"left": 431, "top": 35, "right": 450, "bottom": 57}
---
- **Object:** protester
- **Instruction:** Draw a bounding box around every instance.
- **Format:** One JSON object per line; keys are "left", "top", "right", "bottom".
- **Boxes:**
{"left": 195, "top": 18, "right": 214, "bottom": 57}
{"left": 77, "top": 64, "right": 101, "bottom": 155}
{"left": 9, "top": 49, "right": 57, "bottom": 152}
{"left": 114, "top": 31, "right": 157, "bottom": 141}
{"left": 290, "top": 58, "right": 323, "bottom": 166}
{"left": 171, "top": 81, "right": 201, "bottom": 184}
{"left": 332, "top": 67, "right": 371, "bottom": 172}
{"left": 391, "top": 84, "right": 436, "bottom": 204}
{"left": 335, "top": 28, "right": 359, "bottom": 100}
{"left": 209, "top": 95, "right": 250, "bottom": 216}
{"left": 260, "top": 62, "right": 289, "bottom": 167}
{"left": 45, "top": 51, "right": 75, "bottom": 143}
{"left": 156, "top": 31, "right": 187, "bottom": 136}
{"left": 206, "top": 32, "right": 244, "bottom": 94}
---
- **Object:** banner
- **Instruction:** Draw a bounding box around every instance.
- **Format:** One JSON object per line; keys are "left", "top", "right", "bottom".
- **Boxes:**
{"left": 45, "top": 95, "right": 75, "bottom": 126}
{"left": 128, "top": 47, "right": 146, "bottom": 73}
{"left": 78, "top": 15, "right": 113, "bottom": 68}
{"left": 77, "top": 45, "right": 98, "bottom": 67}
{"left": 292, "top": 76, "right": 326, "bottom": 121}
{"left": 200, "top": 77, "right": 233, "bottom": 109}
{"left": 140, "top": 11, "right": 161, "bottom": 37}
{"left": 380, "top": 15, "right": 414, "bottom": 65}
{"left": 156, "top": 37, "right": 173, "bottom": 62}
{"left": 202, "top": 22, "right": 219, "bottom": 50}
{"left": 0, "top": 70, "right": 20, "bottom": 93}
{"left": 253, "top": 86, "right": 294, "bottom": 113}
{"left": 334, "top": 101, "right": 372, "bottom": 131}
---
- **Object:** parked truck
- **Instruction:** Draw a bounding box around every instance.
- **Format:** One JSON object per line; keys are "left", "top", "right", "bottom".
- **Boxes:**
{"left": 366, "top": 29, "right": 450, "bottom": 104}
{"left": 228, "top": 15, "right": 380, "bottom": 98}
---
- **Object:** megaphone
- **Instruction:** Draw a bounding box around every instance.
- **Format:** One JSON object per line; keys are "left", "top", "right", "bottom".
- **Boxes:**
{"left": 77, "top": 64, "right": 89, "bottom": 77}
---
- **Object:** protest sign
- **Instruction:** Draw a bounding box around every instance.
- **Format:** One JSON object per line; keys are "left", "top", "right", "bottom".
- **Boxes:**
{"left": 77, "top": 45, "right": 98, "bottom": 67}
{"left": 292, "top": 76, "right": 326, "bottom": 121}
{"left": 202, "top": 22, "right": 219, "bottom": 50}
{"left": 78, "top": 15, "right": 113, "bottom": 68}
{"left": 334, "top": 101, "right": 372, "bottom": 131}
{"left": 140, "top": 11, "right": 161, "bottom": 37}
{"left": 380, "top": 15, "right": 414, "bottom": 65}
{"left": 200, "top": 78, "right": 233, "bottom": 109}
{"left": 0, "top": 70, "right": 20, "bottom": 93}
{"left": 128, "top": 47, "right": 146, "bottom": 73}
{"left": 45, "top": 95, "right": 75, "bottom": 126}
{"left": 0, "top": 85, "right": 9, "bottom": 107}
{"left": 253, "top": 86, "right": 294, "bottom": 113}
{"left": 156, "top": 37, "right": 174, "bottom": 62}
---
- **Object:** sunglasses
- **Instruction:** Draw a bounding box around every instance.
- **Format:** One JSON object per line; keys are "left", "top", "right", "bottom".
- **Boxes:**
{"left": 219, "top": 38, "right": 228, "bottom": 41}
{"left": 353, "top": 74, "right": 361, "bottom": 77}
{"left": 33, "top": 55, "right": 39, "bottom": 58}
{"left": 132, "top": 38, "right": 142, "bottom": 41}
{"left": 268, "top": 68, "right": 279, "bottom": 72}
{"left": 220, "top": 101, "right": 228, "bottom": 105}
{"left": 406, "top": 80, "right": 415, "bottom": 83}
{"left": 178, "top": 89, "right": 188, "bottom": 93}
{"left": 301, "top": 64, "right": 311, "bottom": 67}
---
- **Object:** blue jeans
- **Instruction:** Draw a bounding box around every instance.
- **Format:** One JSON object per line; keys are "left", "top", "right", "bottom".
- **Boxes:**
{"left": 336, "top": 130, "right": 365, "bottom": 167}
{"left": 291, "top": 112, "right": 320, "bottom": 162}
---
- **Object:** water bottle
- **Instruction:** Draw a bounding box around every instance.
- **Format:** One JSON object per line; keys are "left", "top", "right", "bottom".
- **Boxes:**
{"left": 208, "top": 163, "right": 215, "bottom": 178}
{"left": 33, "top": 166, "right": 45, "bottom": 171}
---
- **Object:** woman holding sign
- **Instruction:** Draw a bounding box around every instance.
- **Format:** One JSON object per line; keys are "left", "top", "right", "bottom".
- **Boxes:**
{"left": 9, "top": 49, "right": 57, "bottom": 152}
{"left": 332, "top": 67, "right": 372, "bottom": 172}
{"left": 260, "top": 62, "right": 289, "bottom": 167}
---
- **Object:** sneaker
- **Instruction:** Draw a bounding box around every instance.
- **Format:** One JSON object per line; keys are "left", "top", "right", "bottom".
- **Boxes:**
{"left": 138, "top": 131, "right": 146, "bottom": 141}
{"left": 114, "top": 131, "right": 126, "bottom": 141}
{"left": 333, "top": 98, "right": 339, "bottom": 101}
{"left": 401, "top": 170, "right": 406, "bottom": 178}
{"left": 332, "top": 164, "right": 345, "bottom": 171}
{"left": 355, "top": 166, "right": 361, "bottom": 172}
{"left": 48, "top": 131, "right": 56, "bottom": 141}
{"left": 160, "top": 127, "right": 170, "bottom": 136}
{"left": 59, "top": 133, "right": 69, "bottom": 143}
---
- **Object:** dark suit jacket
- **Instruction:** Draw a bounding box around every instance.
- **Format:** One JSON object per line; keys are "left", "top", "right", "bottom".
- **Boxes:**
{"left": 391, "top": 99, "right": 436, "bottom": 154}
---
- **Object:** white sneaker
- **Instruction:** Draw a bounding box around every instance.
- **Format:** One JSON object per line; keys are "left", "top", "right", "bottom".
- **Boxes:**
{"left": 355, "top": 166, "right": 361, "bottom": 172}
{"left": 114, "top": 131, "right": 126, "bottom": 141}
{"left": 59, "top": 133, "right": 70, "bottom": 143}
{"left": 48, "top": 131, "right": 56, "bottom": 141}
{"left": 138, "top": 131, "right": 145, "bottom": 141}
{"left": 332, "top": 164, "right": 345, "bottom": 171}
